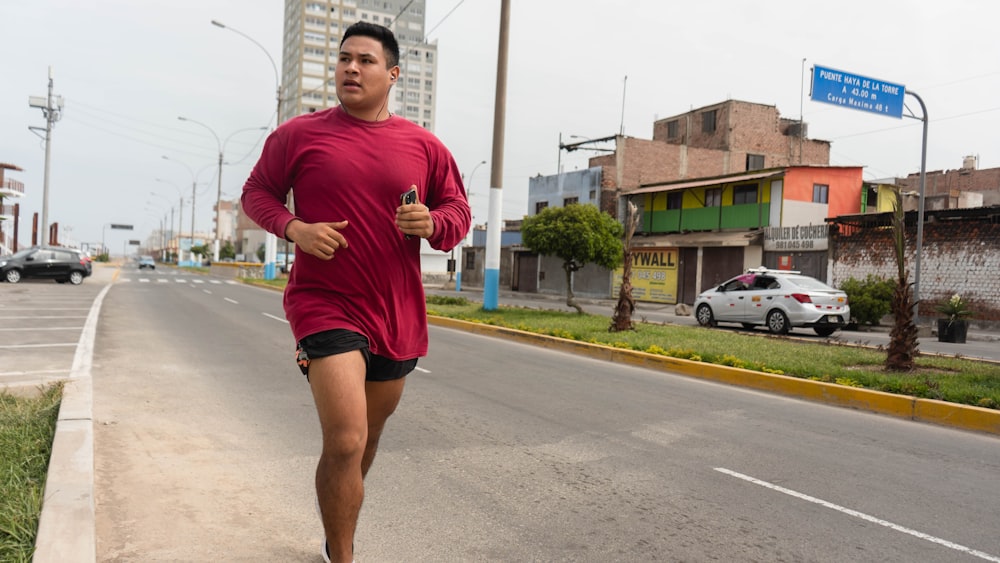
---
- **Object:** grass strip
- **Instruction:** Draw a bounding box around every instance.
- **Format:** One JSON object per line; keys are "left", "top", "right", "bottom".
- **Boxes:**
{"left": 0, "top": 384, "right": 63, "bottom": 563}
{"left": 426, "top": 296, "right": 1000, "bottom": 410}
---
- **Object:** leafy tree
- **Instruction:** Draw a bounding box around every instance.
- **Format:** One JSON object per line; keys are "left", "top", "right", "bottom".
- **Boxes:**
{"left": 886, "top": 191, "right": 919, "bottom": 371}
{"left": 522, "top": 204, "right": 624, "bottom": 314}
{"left": 220, "top": 241, "right": 236, "bottom": 260}
{"left": 256, "top": 243, "right": 266, "bottom": 263}
{"left": 190, "top": 244, "right": 210, "bottom": 258}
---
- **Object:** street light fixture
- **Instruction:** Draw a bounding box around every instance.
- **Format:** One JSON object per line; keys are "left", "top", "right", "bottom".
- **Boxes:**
{"left": 212, "top": 18, "right": 284, "bottom": 279}
{"left": 148, "top": 193, "right": 176, "bottom": 260}
{"left": 452, "top": 159, "right": 487, "bottom": 292}
{"left": 177, "top": 118, "right": 268, "bottom": 262}
{"left": 162, "top": 156, "right": 212, "bottom": 266}
{"left": 178, "top": 116, "right": 222, "bottom": 262}
{"left": 155, "top": 178, "right": 184, "bottom": 264}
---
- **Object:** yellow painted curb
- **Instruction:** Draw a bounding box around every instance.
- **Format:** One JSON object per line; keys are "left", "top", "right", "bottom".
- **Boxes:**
{"left": 428, "top": 316, "right": 1000, "bottom": 436}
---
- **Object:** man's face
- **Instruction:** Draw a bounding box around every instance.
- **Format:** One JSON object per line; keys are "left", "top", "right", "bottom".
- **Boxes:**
{"left": 335, "top": 35, "right": 398, "bottom": 117}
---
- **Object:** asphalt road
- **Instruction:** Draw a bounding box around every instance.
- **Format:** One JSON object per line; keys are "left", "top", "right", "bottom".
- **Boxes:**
{"left": 9, "top": 266, "right": 999, "bottom": 562}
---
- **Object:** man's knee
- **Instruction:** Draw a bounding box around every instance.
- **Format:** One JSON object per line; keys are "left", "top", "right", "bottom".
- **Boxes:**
{"left": 321, "top": 427, "right": 368, "bottom": 464}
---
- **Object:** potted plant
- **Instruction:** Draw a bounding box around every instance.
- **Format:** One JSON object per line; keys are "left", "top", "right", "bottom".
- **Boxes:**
{"left": 935, "top": 294, "right": 973, "bottom": 343}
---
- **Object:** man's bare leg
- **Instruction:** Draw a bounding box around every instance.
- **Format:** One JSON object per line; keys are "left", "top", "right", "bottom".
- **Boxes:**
{"left": 310, "top": 355, "right": 408, "bottom": 562}
{"left": 362, "top": 377, "right": 406, "bottom": 477}
{"left": 309, "top": 352, "right": 367, "bottom": 563}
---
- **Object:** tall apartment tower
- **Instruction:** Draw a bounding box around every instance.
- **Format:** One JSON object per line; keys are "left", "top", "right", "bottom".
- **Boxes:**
{"left": 280, "top": 0, "right": 438, "bottom": 130}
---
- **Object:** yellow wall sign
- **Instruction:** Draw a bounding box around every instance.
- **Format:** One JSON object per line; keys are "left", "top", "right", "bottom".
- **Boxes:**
{"left": 612, "top": 248, "right": 679, "bottom": 304}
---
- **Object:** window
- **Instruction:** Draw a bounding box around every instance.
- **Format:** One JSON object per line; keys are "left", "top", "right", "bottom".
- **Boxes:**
{"left": 865, "top": 185, "right": 878, "bottom": 209}
{"left": 705, "top": 187, "right": 722, "bottom": 207}
{"left": 813, "top": 183, "right": 829, "bottom": 203}
{"left": 666, "top": 120, "right": 679, "bottom": 139}
{"left": 702, "top": 110, "right": 716, "bottom": 133}
{"left": 746, "top": 154, "right": 765, "bottom": 171}
{"left": 535, "top": 201, "right": 549, "bottom": 214}
{"left": 666, "top": 191, "right": 683, "bottom": 210}
{"left": 589, "top": 190, "right": 597, "bottom": 202}
{"left": 563, "top": 196, "right": 579, "bottom": 206}
{"left": 733, "top": 184, "right": 758, "bottom": 205}
{"left": 465, "top": 251, "right": 475, "bottom": 270}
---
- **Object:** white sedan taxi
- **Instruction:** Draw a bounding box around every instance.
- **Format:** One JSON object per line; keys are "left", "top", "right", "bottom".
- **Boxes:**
{"left": 694, "top": 267, "right": 850, "bottom": 336}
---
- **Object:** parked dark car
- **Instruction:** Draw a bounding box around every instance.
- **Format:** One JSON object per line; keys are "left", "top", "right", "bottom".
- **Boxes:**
{"left": 0, "top": 246, "right": 93, "bottom": 285}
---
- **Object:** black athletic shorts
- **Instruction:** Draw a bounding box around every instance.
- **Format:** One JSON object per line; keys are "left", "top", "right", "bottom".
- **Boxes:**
{"left": 295, "top": 329, "right": 417, "bottom": 382}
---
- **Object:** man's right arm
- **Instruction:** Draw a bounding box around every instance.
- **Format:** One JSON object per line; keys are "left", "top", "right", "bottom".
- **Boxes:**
{"left": 240, "top": 129, "right": 297, "bottom": 240}
{"left": 284, "top": 219, "right": 350, "bottom": 261}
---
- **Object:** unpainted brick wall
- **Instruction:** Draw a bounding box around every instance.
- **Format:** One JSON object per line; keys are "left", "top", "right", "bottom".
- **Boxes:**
{"left": 831, "top": 218, "right": 1000, "bottom": 321}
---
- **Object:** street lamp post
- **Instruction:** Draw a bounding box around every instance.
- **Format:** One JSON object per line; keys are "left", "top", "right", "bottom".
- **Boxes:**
{"left": 162, "top": 156, "right": 213, "bottom": 267}
{"left": 178, "top": 116, "right": 223, "bottom": 262}
{"left": 147, "top": 196, "right": 174, "bottom": 261}
{"left": 155, "top": 178, "right": 184, "bottom": 265}
{"left": 212, "top": 19, "right": 284, "bottom": 280}
{"left": 177, "top": 119, "right": 269, "bottom": 262}
{"left": 454, "top": 159, "right": 486, "bottom": 292}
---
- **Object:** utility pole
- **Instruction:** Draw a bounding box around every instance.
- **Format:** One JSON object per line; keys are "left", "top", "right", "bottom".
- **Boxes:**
{"left": 484, "top": 0, "right": 511, "bottom": 310}
{"left": 28, "top": 67, "right": 64, "bottom": 246}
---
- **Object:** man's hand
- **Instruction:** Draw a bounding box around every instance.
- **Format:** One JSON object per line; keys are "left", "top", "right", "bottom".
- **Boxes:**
{"left": 285, "top": 219, "right": 349, "bottom": 260}
{"left": 396, "top": 186, "right": 435, "bottom": 239}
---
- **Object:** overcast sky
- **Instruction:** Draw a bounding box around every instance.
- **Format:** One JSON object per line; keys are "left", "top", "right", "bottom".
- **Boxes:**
{"left": 2, "top": 0, "right": 998, "bottom": 254}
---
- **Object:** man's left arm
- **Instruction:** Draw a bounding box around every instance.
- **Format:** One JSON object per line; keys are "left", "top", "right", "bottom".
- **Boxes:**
{"left": 421, "top": 153, "right": 472, "bottom": 251}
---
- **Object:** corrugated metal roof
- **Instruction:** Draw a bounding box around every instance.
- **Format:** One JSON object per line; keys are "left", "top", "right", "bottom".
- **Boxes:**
{"left": 624, "top": 170, "right": 785, "bottom": 196}
{"left": 632, "top": 230, "right": 763, "bottom": 248}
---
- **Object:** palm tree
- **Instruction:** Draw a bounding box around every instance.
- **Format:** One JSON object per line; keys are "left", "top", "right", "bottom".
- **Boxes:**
{"left": 610, "top": 202, "right": 640, "bottom": 332}
{"left": 885, "top": 190, "right": 919, "bottom": 371}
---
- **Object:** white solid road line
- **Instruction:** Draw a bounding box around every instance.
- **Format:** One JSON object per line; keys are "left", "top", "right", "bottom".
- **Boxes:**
{"left": 0, "top": 343, "right": 77, "bottom": 349}
{"left": 714, "top": 467, "right": 1000, "bottom": 562}
{"left": 0, "top": 326, "right": 83, "bottom": 331}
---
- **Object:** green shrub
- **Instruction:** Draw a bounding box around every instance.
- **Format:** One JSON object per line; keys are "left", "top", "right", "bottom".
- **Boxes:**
{"left": 840, "top": 275, "right": 894, "bottom": 326}
{"left": 426, "top": 295, "right": 470, "bottom": 306}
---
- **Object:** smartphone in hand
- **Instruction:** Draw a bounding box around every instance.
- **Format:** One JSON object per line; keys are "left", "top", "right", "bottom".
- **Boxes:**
{"left": 400, "top": 188, "right": 417, "bottom": 205}
{"left": 400, "top": 188, "right": 418, "bottom": 239}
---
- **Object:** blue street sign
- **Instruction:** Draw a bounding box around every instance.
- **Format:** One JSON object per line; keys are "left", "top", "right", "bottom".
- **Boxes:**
{"left": 811, "top": 64, "right": 905, "bottom": 119}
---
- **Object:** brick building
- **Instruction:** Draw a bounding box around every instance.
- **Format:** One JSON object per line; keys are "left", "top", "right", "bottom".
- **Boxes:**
{"left": 897, "top": 156, "right": 1000, "bottom": 206}
{"left": 515, "top": 100, "right": 853, "bottom": 303}
{"left": 828, "top": 206, "right": 1000, "bottom": 323}
{"left": 1, "top": 162, "right": 25, "bottom": 254}
{"left": 589, "top": 100, "right": 831, "bottom": 207}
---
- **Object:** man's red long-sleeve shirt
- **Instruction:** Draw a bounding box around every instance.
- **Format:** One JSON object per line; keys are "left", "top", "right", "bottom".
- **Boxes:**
{"left": 241, "top": 106, "right": 471, "bottom": 360}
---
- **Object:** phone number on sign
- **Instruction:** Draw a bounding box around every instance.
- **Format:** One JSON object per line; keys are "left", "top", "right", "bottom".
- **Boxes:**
{"left": 773, "top": 240, "right": 815, "bottom": 250}
{"left": 635, "top": 270, "right": 666, "bottom": 281}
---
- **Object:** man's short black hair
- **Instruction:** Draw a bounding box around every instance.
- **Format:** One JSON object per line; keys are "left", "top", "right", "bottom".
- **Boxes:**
{"left": 341, "top": 22, "right": 400, "bottom": 68}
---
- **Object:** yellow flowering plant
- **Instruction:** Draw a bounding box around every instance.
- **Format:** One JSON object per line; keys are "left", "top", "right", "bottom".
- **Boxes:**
{"left": 935, "top": 294, "right": 973, "bottom": 323}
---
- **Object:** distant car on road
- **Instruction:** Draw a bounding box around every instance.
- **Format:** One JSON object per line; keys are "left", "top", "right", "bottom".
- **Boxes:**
{"left": 694, "top": 267, "right": 850, "bottom": 336}
{"left": 138, "top": 255, "right": 156, "bottom": 270}
{"left": 277, "top": 252, "right": 294, "bottom": 274}
{"left": 0, "top": 246, "right": 93, "bottom": 285}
